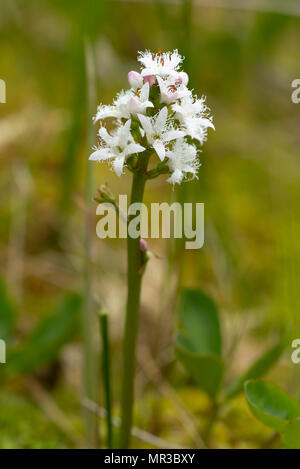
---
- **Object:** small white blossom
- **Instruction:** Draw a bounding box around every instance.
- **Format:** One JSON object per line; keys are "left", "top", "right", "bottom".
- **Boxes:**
{"left": 138, "top": 106, "right": 184, "bottom": 161}
{"left": 172, "top": 95, "right": 215, "bottom": 143}
{"left": 94, "top": 83, "right": 153, "bottom": 122}
{"left": 166, "top": 139, "right": 200, "bottom": 185}
{"left": 157, "top": 76, "right": 190, "bottom": 105}
{"left": 138, "top": 49, "right": 183, "bottom": 78}
{"left": 94, "top": 90, "right": 132, "bottom": 121}
{"left": 89, "top": 119, "right": 145, "bottom": 177}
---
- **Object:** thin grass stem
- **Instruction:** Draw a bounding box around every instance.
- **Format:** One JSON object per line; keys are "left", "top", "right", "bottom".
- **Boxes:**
{"left": 99, "top": 311, "right": 113, "bottom": 449}
{"left": 81, "top": 39, "right": 100, "bottom": 448}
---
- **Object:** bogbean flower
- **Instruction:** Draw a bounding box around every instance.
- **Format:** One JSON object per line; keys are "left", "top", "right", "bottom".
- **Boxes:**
{"left": 172, "top": 95, "right": 215, "bottom": 144}
{"left": 90, "top": 120, "right": 145, "bottom": 177}
{"left": 156, "top": 76, "right": 190, "bottom": 105}
{"left": 94, "top": 84, "right": 153, "bottom": 121}
{"left": 138, "top": 49, "right": 183, "bottom": 78}
{"left": 90, "top": 49, "right": 214, "bottom": 184}
{"left": 166, "top": 139, "right": 200, "bottom": 185}
{"left": 138, "top": 106, "right": 184, "bottom": 161}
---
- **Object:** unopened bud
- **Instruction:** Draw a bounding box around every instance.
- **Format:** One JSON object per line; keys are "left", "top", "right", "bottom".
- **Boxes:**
{"left": 94, "top": 184, "right": 115, "bottom": 204}
{"left": 177, "top": 71, "right": 189, "bottom": 86}
{"left": 128, "top": 71, "right": 143, "bottom": 90}
{"left": 143, "top": 75, "right": 156, "bottom": 87}
{"left": 140, "top": 238, "right": 148, "bottom": 252}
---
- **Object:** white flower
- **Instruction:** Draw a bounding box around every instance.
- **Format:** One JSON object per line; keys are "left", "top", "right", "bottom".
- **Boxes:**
{"left": 138, "top": 49, "right": 183, "bottom": 78}
{"left": 172, "top": 95, "right": 215, "bottom": 144}
{"left": 94, "top": 83, "right": 153, "bottom": 122}
{"left": 94, "top": 90, "right": 132, "bottom": 121}
{"left": 183, "top": 117, "right": 214, "bottom": 144}
{"left": 172, "top": 95, "right": 206, "bottom": 119}
{"left": 157, "top": 76, "right": 190, "bottom": 105}
{"left": 138, "top": 106, "right": 184, "bottom": 161}
{"left": 166, "top": 139, "right": 200, "bottom": 185}
{"left": 89, "top": 119, "right": 145, "bottom": 177}
{"left": 128, "top": 82, "right": 154, "bottom": 115}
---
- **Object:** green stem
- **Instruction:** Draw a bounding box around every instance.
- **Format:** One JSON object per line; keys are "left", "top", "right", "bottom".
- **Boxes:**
{"left": 203, "top": 402, "right": 219, "bottom": 445}
{"left": 119, "top": 153, "right": 150, "bottom": 449}
{"left": 99, "top": 311, "right": 113, "bottom": 449}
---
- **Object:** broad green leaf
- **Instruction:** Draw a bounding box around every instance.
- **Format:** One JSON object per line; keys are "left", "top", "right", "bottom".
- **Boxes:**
{"left": 176, "top": 290, "right": 223, "bottom": 399}
{"left": 178, "top": 289, "right": 221, "bottom": 356}
{"left": 6, "top": 293, "right": 82, "bottom": 377}
{"left": 0, "top": 277, "right": 17, "bottom": 342}
{"left": 225, "top": 343, "right": 283, "bottom": 400}
{"left": 282, "top": 419, "right": 300, "bottom": 449}
{"left": 176, "top": 336, "right": 224, "bottom": 399}
{"left": 245, "top": 380, "right": 300, "bottom": 432}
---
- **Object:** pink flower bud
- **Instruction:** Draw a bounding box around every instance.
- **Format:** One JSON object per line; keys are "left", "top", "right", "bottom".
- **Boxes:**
{"left": 140, "top": 238, "right": 147, "bottom": 252}
{"left": 143, "top": 75, "right": 156, "bottom": 87}
{"left": 128, "top": 71, "right": 143, "bottom": 90}
{"left": 177, "top": 71, "right": 189, "bottom": 86}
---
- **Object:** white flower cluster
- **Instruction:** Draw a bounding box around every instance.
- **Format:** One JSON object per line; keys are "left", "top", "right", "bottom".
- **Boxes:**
{"left": 90, "top": 49, "right": 214, "bottom": 184}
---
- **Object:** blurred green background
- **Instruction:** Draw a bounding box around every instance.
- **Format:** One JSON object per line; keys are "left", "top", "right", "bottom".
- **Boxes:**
{"left": 0, "top": 0, "right": 300, "bottom": 449}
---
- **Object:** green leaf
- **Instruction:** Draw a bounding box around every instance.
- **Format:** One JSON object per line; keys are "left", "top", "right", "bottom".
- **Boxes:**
{"left": 225, "top": 343, "right": 283, "bottom": 400}
{"left": 176, "top": 340, "right": 224, "bottom": 399}
{"left": 282, "top": 418, "right": 300, "bottom": 449}
{"left": 0, "top": 277, "right": 17, "bottom": 342}
{"left": 178, "top": 289, "right": 222, "bottom": 356}
{"left": 6, "top": 293, "right": 82, "bottom": 377}
{"left": 176, "top": 289, "right": 223, "bottom": 399}
{"left": 245, "top": 380, "right": 300, "bottom": 432}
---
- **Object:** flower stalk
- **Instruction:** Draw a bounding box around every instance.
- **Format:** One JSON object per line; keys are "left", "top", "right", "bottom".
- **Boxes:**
{"left": 119, "top": 151, "right": 151, "bottom": 449}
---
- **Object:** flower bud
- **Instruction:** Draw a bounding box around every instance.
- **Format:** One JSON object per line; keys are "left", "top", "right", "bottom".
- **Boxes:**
{"left": 128, "top": 71, "right": 143, "bottom": 90}
{"left": 140, "top": 238, "right": 148, "bottom": 252}
{"left": 143, "top": 75, "right": 156, "bottom": 87}
{"left": 177, "top": 71, "right": 189, "bottom": 86}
